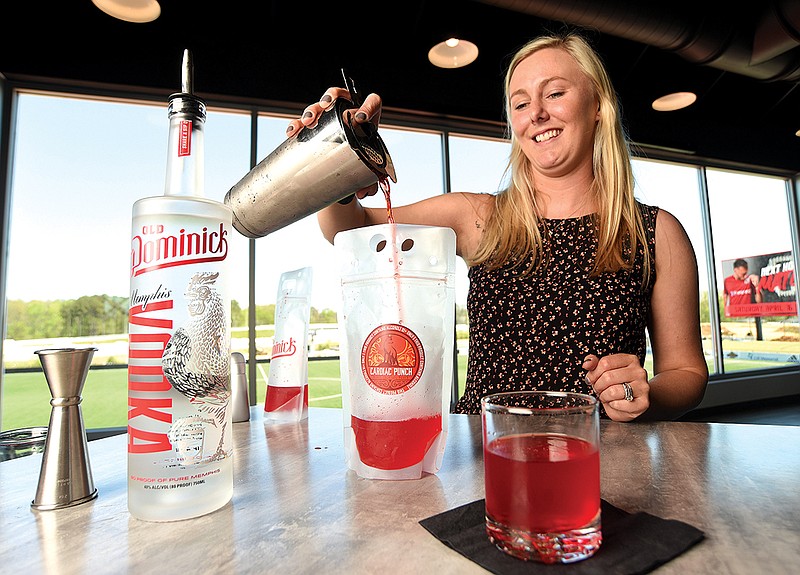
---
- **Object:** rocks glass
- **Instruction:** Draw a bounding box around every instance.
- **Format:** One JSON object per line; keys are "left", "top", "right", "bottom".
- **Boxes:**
{"left": 481, "top": 391, "right": 601, "bottom": 563}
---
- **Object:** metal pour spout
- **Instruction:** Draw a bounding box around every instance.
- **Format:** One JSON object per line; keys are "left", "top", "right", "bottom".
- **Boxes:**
{"left": 181, "top": 48, "right": 193, "bottom": 95}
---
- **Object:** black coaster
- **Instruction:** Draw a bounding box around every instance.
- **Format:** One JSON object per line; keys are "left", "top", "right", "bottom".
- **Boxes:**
{"left": 419, "top": 499, "right": 705, "bottom": 574}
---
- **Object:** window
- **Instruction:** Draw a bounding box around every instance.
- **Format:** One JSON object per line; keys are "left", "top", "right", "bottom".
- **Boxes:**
{"left": 2, "top": 87, "right": 798, "bottom": 433}
{"left": 2, "top": 92, "right": 250, "bottom": 431}
{"left": 633, "top": 159, "right": 709, "bottom": 373}
{"left": 707, "top": 169, "right": 798, "bottom": 373}
{"left": 448, "top": 134, "right": 511, "bottom": 307}
{"left": 251, "top": 122, "right": 447, "bottom": 316}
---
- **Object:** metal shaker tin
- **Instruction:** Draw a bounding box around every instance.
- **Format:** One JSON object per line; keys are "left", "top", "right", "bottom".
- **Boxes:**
{"left": 223, "top": 98, "right": 396, "bottom": 239}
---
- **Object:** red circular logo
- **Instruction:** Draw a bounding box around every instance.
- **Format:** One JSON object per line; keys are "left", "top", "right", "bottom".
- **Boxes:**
{"left": 360, "top": 324, "right": 425, "bottom": 395}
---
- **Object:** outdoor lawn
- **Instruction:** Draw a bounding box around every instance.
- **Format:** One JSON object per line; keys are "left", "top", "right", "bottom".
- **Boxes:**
{"left": 2, "top": 350, "right": 788, "bottom": 432}
{"left": 1, "top": 355, "right": 471, "bottom": 432}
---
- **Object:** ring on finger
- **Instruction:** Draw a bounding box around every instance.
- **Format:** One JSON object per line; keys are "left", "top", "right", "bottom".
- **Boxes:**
{"left": 622, "top": 382, "right": 634, "bottom": 402}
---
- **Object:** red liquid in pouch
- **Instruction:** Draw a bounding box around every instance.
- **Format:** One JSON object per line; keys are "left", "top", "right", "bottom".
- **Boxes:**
{"left": 484, "top": 433, "right": 600, "bottom": 532}
{"left": 351, "top": 414, "right": 442, "bottom": 470}
{"left": 265, "top": 384, "right": 308, "bottom": 414}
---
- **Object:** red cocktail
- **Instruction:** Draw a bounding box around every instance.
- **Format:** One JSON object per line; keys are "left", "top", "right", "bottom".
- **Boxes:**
{"left": 485, "top": 433, "right": 599, "bottom": 532}
{"left": 481, "top": 392, "right": 601, "bottom": 563}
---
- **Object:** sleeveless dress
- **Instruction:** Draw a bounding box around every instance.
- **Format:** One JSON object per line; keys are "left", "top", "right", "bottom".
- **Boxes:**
{"left": 454, "top": 202, "right": 659, "bottom": 415}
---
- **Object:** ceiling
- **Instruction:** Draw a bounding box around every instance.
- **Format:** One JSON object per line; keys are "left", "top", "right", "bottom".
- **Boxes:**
{"left": 2, "top": 0, "right": 800, "bottom": 173}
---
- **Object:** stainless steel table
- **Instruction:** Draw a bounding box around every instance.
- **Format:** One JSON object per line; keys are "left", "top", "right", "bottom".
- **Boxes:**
{"left": 1, "top": 407, "right": 798, "bottom": 574}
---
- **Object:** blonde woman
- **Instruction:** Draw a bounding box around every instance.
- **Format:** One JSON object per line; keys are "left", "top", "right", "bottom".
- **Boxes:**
{"left": 288, "top": 32, "right": 708, "bottom": 421}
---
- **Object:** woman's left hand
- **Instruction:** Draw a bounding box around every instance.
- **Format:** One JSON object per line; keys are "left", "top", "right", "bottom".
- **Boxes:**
{"left": 583, "top": 353, "right": 650, "bottom": 421}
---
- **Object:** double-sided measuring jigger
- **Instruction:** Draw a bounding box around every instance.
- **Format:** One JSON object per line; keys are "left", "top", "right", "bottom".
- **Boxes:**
{"left": 31, "top": 348, "right": 98, "bottom": 510}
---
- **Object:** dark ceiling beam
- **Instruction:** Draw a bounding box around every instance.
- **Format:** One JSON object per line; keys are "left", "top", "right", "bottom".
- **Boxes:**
{"left": 475, "top": 0, "right": 800, "bottom": 81}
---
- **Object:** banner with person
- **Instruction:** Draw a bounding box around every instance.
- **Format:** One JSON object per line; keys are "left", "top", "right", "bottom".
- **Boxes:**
{"left": 722, "top": 251, "right": 796, "bottom": 318}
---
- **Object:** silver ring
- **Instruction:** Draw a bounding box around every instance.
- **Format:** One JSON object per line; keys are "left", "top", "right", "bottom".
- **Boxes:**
{"left": 622, "top": 382, "right": 634, "bottom": 402}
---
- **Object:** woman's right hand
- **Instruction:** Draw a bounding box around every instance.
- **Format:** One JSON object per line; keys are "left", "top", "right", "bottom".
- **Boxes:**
{"left": 285, "top": 87, "right": 383, "bottom": 137}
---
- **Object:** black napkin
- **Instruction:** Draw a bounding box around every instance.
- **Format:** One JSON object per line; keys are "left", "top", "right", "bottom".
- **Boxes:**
{"left": 419, "top": 499, "right": 704, "bottom": 575}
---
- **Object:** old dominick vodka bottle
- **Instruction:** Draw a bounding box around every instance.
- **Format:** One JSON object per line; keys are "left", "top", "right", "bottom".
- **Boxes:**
{"left": 128, "top": 49, "right": 233, "bottom": 521}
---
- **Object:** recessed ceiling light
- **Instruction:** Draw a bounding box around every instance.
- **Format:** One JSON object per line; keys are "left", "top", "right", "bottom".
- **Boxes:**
{"left": 92, "top": 0, "right": 161, "bottom": 23}
{"left": 428, "top": 38, "right": 479, "bottom": 69}
{"left": 652, "top": 92, "right": 697, "bottom": 112}
{"left": 795, "top": 128, "right": 800, "bottom": 137}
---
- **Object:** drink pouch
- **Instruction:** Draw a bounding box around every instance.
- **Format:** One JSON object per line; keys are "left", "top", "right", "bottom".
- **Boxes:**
{"left": 265, "top": 267, "right": 312, "bottom": 421}
{"left": 335, "top": 224, "right": 456, "bottom": 479}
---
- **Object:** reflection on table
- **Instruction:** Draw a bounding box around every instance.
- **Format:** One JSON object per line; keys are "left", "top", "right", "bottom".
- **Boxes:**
{"left": 1, "top": 407, "right": 799, "bottom": 574}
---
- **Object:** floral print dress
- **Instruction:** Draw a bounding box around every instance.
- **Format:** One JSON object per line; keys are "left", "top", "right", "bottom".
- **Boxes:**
{"left": 454, "top": 202, "right": 659, "bottom": 415}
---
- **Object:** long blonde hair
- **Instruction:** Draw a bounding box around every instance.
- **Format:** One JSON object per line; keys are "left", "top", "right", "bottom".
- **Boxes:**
{"left": 471, "top": 32, "right": 650, "bottom": 282}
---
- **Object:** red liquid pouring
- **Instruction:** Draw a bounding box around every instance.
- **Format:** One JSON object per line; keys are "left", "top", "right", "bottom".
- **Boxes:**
{"left": 380, "top": 177, "right": 394, "bottom": 223}
{"left": 378, "top": 176, "right": 404, "bottom": 312}
{"left": 484, "top": 433, "right": 600, "bottom": 532}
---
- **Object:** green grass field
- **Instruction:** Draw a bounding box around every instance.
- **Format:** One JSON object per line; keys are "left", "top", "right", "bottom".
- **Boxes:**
{"left": 1, "top": 356, "right": 470, "bottom": 431}
{"left": 0, "top": 354, "right": 784, "bottom": 432}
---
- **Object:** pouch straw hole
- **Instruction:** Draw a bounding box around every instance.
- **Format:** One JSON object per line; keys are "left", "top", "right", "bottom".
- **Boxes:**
{"left": 369, "top": 234, "right": 388, "bottom": 252}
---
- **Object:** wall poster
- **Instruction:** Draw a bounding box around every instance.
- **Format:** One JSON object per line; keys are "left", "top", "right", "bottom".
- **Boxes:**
{"left": 722, "top": 251, "right": 796, "bottom": 318}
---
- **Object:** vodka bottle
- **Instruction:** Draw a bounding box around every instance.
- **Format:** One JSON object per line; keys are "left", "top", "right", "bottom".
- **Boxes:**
{"left": 127, "top": 50, "right": 233, "bottom": 521}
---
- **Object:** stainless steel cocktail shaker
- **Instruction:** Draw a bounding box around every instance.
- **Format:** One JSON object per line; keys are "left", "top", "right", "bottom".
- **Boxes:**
{"left": 224, "top": 98, "right": 396, "bottom": 238}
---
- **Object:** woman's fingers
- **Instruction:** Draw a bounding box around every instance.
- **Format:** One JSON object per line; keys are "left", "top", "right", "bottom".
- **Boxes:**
{"left": 286, "top": 88, "right": 383, "bottom": 137}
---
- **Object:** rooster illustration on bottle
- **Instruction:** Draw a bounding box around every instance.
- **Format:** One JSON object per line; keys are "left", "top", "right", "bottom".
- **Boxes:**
{"left": 162, "top": 271, "right": 230, "bottom": 461}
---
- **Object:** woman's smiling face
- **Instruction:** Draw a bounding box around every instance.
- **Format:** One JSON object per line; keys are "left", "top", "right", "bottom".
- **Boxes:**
{"left": 508, "top": 47, "right": 600, "bottom": 180}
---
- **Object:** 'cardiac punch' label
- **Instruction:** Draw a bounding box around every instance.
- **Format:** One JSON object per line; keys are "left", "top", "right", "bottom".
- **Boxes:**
{"left": 360, "top": 324, "right": 424, "bottom": 395}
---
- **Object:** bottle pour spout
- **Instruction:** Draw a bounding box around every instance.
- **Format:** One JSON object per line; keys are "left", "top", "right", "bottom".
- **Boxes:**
{"left": 181, "top": 49, "right": 193, "bottom": 95}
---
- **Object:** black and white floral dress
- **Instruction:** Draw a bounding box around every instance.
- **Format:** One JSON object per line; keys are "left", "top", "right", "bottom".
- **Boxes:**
{"left": 454, "top": 202, "right": 659, "bottom": 415}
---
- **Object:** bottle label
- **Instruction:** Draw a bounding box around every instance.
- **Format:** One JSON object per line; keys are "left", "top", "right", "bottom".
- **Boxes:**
{"left": 178, "top": 120, "right": 192, "bottom": 157}
{"left": 271, "top": 336, "right": 297, "bottom": 360}
{"left": 128, "top": 209, "right": 232, "bottom": 470}
{"left": 130, "top": 222, "right": 228, "bottom": 277}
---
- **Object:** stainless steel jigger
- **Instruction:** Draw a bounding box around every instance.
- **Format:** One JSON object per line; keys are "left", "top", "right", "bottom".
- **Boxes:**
{"left": 31, "top": 347, "right": 98, "bottom": 511}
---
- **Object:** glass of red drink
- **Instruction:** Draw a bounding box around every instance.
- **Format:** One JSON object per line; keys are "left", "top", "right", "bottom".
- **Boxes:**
{"left": 481, "top": 391, "right": 601, "bottom": 563}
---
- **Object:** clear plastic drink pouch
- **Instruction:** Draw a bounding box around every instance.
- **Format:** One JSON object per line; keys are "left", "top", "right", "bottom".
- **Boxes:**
{"left": 335, "top": 224, "right": 456, "bottom": 479}
{"left": 265, "top": 267, "right": 312, "bottom": 422}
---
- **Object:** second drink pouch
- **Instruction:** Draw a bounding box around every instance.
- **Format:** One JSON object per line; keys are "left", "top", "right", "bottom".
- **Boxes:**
{"left": 335, "top": 224, "right": 456, "bottom": 480}
{"left": 265, "top": 267, "right": 312, "bottom": 422}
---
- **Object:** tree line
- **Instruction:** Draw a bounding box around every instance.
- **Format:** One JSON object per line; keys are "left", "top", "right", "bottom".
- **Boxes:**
{"left": 5, "top": 295, "right": 472, "bottom": 340}
{"left": 4, "top": 295, "right": 337, "bottom": 340}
